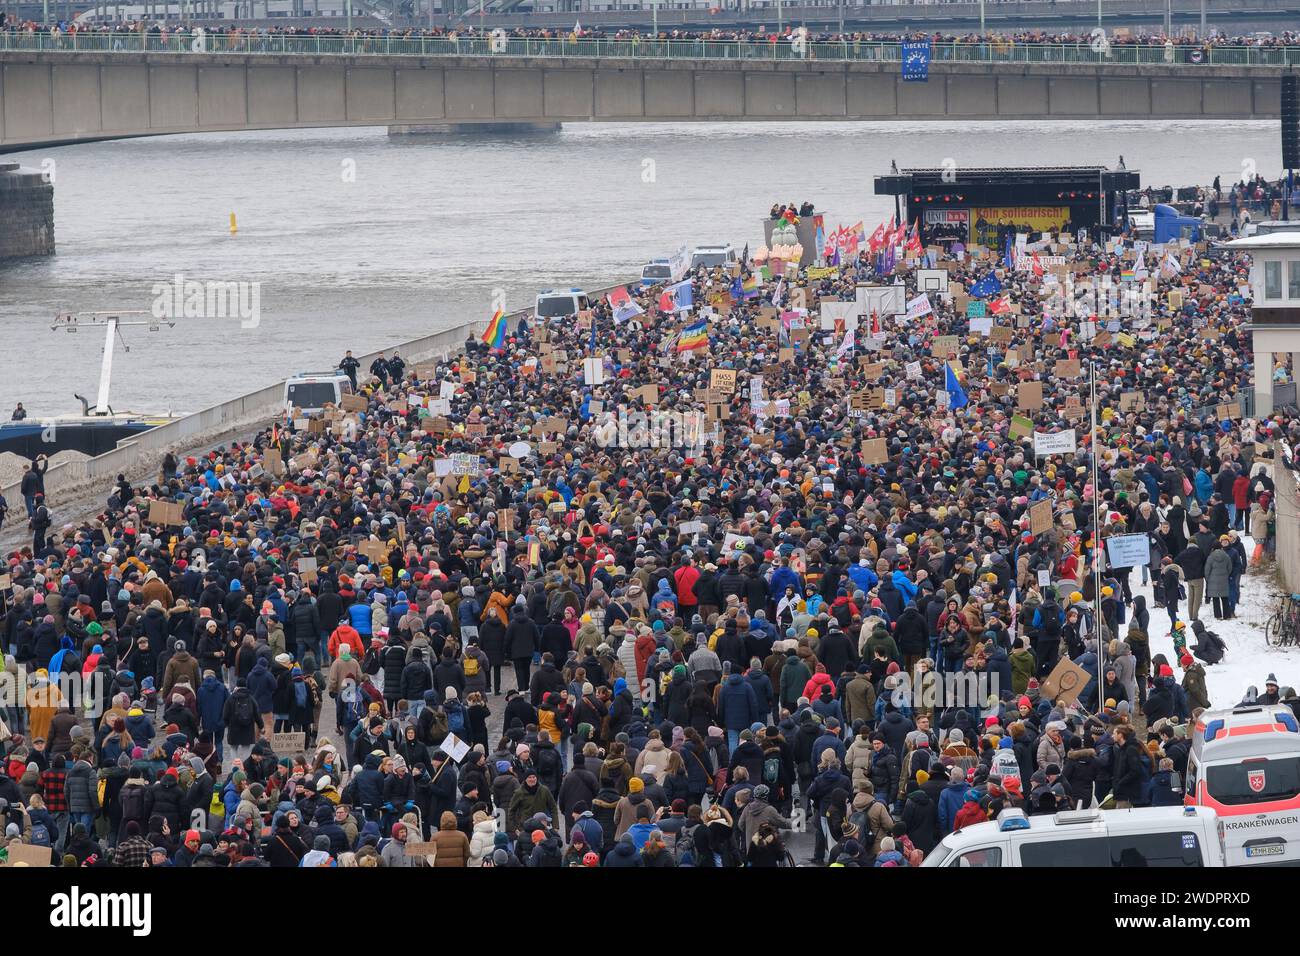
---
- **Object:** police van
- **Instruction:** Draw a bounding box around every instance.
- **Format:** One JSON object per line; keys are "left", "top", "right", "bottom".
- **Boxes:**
{"left": 283, "top": 371, "right": 354, "bottom": 414}
{"left": 534, "top": 289, "right": 590, "bottom": 319}
{"left": 922, "top": 806, "right": 1226, "bottom": 868}
{"left": 1184, "top": 704, "right": 1300, "bottom": 865}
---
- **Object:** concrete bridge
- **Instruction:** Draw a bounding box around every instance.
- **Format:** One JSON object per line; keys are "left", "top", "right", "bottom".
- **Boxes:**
{"left": 0, "top": 48, "right": 1285, "bottom": 151}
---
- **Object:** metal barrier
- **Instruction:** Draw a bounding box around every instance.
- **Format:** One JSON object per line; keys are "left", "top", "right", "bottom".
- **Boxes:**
{"left": 1, "top": 31, "right": 1298, "bottom": 67}
{"left": 0, "top": 280, "right": 632, "bottom": 514}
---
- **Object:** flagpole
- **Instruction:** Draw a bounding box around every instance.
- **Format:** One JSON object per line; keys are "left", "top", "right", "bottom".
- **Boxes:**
{"left": 1090, "top": 356, "right": 1106, "bottom": 718}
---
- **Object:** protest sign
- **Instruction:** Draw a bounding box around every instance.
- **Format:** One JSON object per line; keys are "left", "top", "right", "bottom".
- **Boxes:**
{"left": 1033, "top": 429, "right": 1077, "bottom": 456}
{"left": 860, "top": 438, "right": 889, "bottom": 464}
{"left": 1029, "top": 499, "right": 1053, "bottom": 535}
{"left": 1105, "top": 533, "right": 1151, "bottom": 568}
{"left": 272, "top": 732, "right": 307, "bottom": 754}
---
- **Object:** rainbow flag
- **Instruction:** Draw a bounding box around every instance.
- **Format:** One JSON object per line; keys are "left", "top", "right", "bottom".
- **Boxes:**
{"left": 677, "top": 319, "right": 709, "bottom": 353}
{"left": 1120, "top": 268, "right": 1135, "bottom": 283}
{"left": 482, "top": 308, "right": 506, "bottom": 350}
{"left": 740, "top": 275, "right": 761, "bottom": 298}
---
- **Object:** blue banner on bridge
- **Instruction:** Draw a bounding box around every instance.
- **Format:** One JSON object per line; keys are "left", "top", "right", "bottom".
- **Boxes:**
{"left": 901, "top": 40, "right": 932, "bottom": 82}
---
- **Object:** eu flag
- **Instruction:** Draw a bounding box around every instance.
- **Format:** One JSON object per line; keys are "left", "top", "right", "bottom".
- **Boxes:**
{"left": 945, "top": 361, "right": 969, "bottom": 410}
{"left": 901, "top": 39, "right": 931, "bottom": 82}
{"left": 969, "top": 274, "right": 1002, "bottom": 299}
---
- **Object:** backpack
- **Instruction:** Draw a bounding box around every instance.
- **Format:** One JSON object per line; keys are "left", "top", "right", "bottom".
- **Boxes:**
{"left": 30, "top": 822, "right": 51, "bottom": 847}
{"left": 463, "top": 655, "right": 480, "bottom": 678}
{"left": 446, "top": 703, "right": 465, "bottom": 734}
{"left": 672, "top": 827, "right": 696, "bottom": 867}
{"left": 232, "top": 692, "right": 256, "bottom": 726}
{"left": 763, "top": 755, "right": 782, "bottom": 786}
{"left": 294, "top": 680, "right": 308, "bottom": 710}
{"left": 120, "top": 785, "right": 147, "bottom": 823}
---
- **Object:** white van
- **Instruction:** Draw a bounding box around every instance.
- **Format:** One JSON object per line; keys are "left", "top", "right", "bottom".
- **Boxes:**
{"left": 283, "top": 371, "right": 354, "bottom": 414}
{"left": 1185, "top": 704, "right": 1300, "bottom": 865}
{"left": 690, "top": 244, "right": 738, "bottom": 269}
{"left": 534, "top": 289, "right": 590, "bottom": 319}
{"left": 922, "top": 806, "right": 1226, "bottom": 867}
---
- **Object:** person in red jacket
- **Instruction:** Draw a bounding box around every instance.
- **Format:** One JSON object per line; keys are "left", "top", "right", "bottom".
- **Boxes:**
{"left": 673, "top": 557, "right": 700, "bottom": 618}
{"left": 952, "top": 788, "right": 987, "bottom": 831}
{"left": 1231, "top": 472, "right": 1250, "bottom": 531}
{"left": 803, "top": 663, "right": 836, "bottom": 700}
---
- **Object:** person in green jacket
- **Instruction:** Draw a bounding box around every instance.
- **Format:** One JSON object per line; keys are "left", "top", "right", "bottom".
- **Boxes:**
{"left": 507, "top": 771, "right": 558, "bottom": 835}
{"left": 1010, "top": 638, "right": 1037, "bottom": 696}
{"left": 779, "top": 647, "right": 811, "bottom": 710}
{"left": 862, "top": 626, "right": 900, "bottom": 666}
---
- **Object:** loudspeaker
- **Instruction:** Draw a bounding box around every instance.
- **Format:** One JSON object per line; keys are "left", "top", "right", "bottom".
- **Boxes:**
{"left": 1283, "top": 74, "right": 1299, "bottom": 170}
{"left": 873, "top": 174, "right": 914, "bottom": 196}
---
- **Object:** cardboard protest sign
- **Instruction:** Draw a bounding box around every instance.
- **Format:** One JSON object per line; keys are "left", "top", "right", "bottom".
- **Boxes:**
{"left": 931, "top": 335, "right": 959, "bottom": 357}
{"left": 860, "top": 438, "right": 889, "bottom": 465}
{"left": 1017, "top": 382, "right": 1043, "bottom": 411}
{"left": 1119, "top": 391, "right": 1144, "bottom": 412}
{"left": 297, "top": 556, "right": 318, "bottom": 585}
{"left": 340, "top": 393, "right": 367, "bottom": 413}
{"left": 630, "top": 384, "right": 659, "bottom": 406}
{"left": 1040, "top": 658, "right": 1091, "bottom": 706}
{"left": 148, "top": 500, "right": 185, "bottom": 526}
{"left": 1009, "top": 415, "right": 1034, "bottom": 439}
{"left": 272, "top": 732, "right": 307, "bottom": 754}
{"left": 990, "top": 326, "right": 1014, "bottom": 345}
{"left": 1, "top": 842, "right": 52, "bottom": 866}
{"left": 1029, "top": 499, "right": 1053, "bottom": 535}
{"left": 264, "top": 448, "right": 284, "bottom": 476}
{"left": 710, "top": 368, "right": 737, "bottom": 393}
{"left": 1054, "top": 359, "right": 1081, "bottom": 378}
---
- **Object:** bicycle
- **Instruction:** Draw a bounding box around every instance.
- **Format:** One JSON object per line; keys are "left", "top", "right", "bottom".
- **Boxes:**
{"left": 1264, "top": 594, "right": 1300, "bottom": 647}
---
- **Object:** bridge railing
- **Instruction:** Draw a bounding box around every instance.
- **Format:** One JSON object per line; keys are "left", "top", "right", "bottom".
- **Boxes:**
{"left": 1, "top": 31, "right": 1298, "bottom": 66}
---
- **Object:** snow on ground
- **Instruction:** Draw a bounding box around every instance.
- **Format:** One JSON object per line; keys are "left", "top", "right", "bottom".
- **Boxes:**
{"left": 1122, "top": 533, "right": 1300, "bottom": 710}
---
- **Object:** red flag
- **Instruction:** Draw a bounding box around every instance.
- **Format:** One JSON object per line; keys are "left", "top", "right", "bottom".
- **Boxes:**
{"left": 989, "top": 295, "right": 1011, "bottom": 315}
{"left": 1031, "top": 252, "right": 1044, "bottom": 277}
{"left": 868, "top": 221, "right": 889, "bottom": 254}
{"left": 905, "top": 221, "right": 923, "bottom": 256}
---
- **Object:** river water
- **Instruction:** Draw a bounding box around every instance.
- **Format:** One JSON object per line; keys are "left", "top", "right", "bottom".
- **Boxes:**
{"left": 0, "top": 119, "right": 1279, "bottom": 417}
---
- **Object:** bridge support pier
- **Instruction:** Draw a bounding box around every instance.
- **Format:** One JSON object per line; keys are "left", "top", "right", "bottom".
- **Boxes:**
{"left": 387, "top": 122, "right": 563, "bottom": 136}
{"left": 0, "top": 162, "right": 55, "bottom": 262}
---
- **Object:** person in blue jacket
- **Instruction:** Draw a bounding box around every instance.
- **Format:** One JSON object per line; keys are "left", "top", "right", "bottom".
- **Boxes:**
{"left": 718, "top": 669, "right": 760, "bottom": 751}
{"left": 348, "top": 596, "right": 373, "bottom": 638}
{"left": 937, "top": 766, "right": 970, "bottom": 833}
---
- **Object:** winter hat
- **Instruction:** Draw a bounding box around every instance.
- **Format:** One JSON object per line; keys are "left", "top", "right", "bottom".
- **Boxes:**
{"left": 628, "top": 777, "right": 644, "bottom": 793}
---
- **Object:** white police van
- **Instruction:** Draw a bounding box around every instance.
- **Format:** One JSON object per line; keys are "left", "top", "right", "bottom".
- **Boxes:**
{"left": 283, "top": 371, "right": 354, "bottom": 414}
{"left": 1184, "top": 704, "right": 1300, "bottom": 865}
{"left": 922, "top": 806, "right": 1226, "bottom": 867}
{"left": 689, "top": 244, "right": 738, "bottom": 269}
{"left": 534, "top": 289, "right": 590, "bottom": 319}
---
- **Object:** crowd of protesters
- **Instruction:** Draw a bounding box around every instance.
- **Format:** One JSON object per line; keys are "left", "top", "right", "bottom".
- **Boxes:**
{"left": 0, "top": 190, "right": 1295, "bottom": 868}
{"left": 3, "top": 16, "right": 1299, "bottom": 50}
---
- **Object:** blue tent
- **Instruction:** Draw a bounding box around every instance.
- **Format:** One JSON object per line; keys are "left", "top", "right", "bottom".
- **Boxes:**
{"left": 1153, "top": 203, "right": 1201, "bottom": 244}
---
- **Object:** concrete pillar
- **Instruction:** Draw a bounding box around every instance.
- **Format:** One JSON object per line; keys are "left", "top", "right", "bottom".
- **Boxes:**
{"left": 1256, "top": 348, "right": 1275, "bottom": 415}
{"left": 1292, "top": 352, "right": 1300, "bottom": 382}
{"left": 0, "top": 163, "right": 56, "bottom": 260}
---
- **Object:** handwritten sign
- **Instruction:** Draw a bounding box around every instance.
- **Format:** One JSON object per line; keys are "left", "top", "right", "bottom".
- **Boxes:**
{"left": 271, "top": 732, "right": 307, "bottom": 754}
{"left": 709, "top": 368, "right": 737, "bottom": 393}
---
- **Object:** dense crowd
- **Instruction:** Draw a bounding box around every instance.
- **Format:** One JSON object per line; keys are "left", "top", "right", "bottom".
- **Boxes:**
{"left": 2, "top": 18, "right": 1299, "bottom": 48}
{"left": 0, "top": 195, "right": 1295, "bottom": 869}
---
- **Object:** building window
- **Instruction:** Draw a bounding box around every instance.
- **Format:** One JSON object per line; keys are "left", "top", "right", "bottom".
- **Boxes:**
{"left": 1265, "top": 260, "right": 1282, "bottom": 300}
{"left": 1290, "top": 260, "right": 1300, "bottom": 300}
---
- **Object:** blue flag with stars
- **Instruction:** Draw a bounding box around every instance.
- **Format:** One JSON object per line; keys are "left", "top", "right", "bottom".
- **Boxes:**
{"left": 901, "top": 40, "right": 931, "bottom": 82}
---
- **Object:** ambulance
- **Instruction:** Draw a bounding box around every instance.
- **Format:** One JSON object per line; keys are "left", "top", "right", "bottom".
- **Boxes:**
{"left": 1185, "top": 704, "right": 1300, "bottom": 865}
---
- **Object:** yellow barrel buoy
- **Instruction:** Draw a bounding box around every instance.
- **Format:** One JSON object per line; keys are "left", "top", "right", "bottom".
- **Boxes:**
{"left": 229, "top": 212, "right": 238, "bottom": 235}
